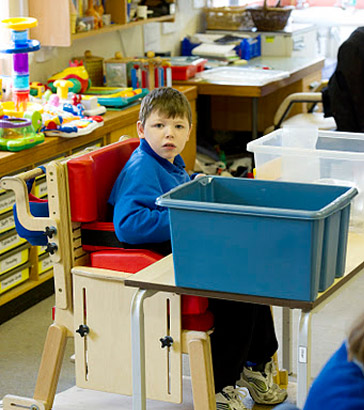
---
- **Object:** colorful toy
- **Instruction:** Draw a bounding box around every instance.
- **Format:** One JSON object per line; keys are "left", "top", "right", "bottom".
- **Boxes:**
{"left": 0, "top": 117, "right": 44, "bottom": 151}
{"left": 128, "top": 53, "right": 173, "bottom": 90}
{"left": 40, "top": 98, "right": 104, "bottom": 138}
{"left": 0, "top": 17, "right": 40, "bottom": 112}
{"left": 85, "top": 0, "right": 103, "bottom": 29}
{"left": 30, "top": 82, "right": 46, "bottom": 98}
{"left": 83, "top": 86, "right": 149, "bottom": 108}
{"left": 47, "top": 65, "right": 91, "bottom": 94}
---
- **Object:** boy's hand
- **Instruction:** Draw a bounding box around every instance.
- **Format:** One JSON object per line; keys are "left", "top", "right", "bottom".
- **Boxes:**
{"left": 194, "top": 173, "right": 206, "bottom": 179}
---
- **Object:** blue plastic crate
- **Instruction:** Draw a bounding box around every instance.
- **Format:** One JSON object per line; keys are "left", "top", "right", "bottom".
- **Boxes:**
{"left": 236, "top": 36, "right": 261, "bottom": 60}
{"left": 157, "top": 177, "right": 357, "bottom": 302}
{"left": 181, "top": 36, "right": 261, "bottom": 60}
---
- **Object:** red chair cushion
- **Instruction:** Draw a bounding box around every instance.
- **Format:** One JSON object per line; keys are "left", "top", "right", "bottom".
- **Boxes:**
{"left": 90, "top": 249, "right": 164, "bottom": 273}
{"left": 181, "top": 295, "right": 209, "bottom": 315}
{"left": 182, "top": 310, "right": 215, "bottom": 331}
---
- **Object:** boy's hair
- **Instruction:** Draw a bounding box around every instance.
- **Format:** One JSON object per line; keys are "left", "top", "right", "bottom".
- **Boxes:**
{"left": 139, "top": 87, "right": 192, "bottom": 127}
{"left": 348, "top": 312, "right": 364, "bottom": 364}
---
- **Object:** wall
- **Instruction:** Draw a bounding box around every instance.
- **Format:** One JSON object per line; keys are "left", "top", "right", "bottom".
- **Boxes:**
{"left": 29, "top": 0, "right": 204, "bottom": 83}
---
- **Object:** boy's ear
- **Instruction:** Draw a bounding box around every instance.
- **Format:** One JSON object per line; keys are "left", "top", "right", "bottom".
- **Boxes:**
{"left": 137, "top": 121, "right": 145, "bottom": 139}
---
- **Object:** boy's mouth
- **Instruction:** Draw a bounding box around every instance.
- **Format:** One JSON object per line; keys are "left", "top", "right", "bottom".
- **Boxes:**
{"left": 163, "top": 143, "right": 176, "bottom": 148}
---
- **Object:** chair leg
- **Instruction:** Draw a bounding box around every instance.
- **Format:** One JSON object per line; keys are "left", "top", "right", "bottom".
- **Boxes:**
{"left": 3, "top": 323, "right": 68, "bottom": 410}
{"left": 33, "top": 323, "right": 68, "bottom": 408}
{"left": 186, "top": 331, "right": 216, "bottom": 410}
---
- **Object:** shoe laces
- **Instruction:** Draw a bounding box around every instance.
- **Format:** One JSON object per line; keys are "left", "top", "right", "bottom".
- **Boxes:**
{"left": 264, "top": 360, "right": 277, "bottom": 388}
{"left": 221, "top": 386, "right": 248, "bottom": 410}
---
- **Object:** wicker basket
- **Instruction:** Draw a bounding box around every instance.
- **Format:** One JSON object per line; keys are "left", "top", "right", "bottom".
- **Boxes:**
{"left": 247, "top": 4, "right": 293, "bottom": 31}
{"left": 72, "top": 50, "right": 104, "bottom": 87}
{"left": 204, "top": 6, "right": 254, "bottom": 31}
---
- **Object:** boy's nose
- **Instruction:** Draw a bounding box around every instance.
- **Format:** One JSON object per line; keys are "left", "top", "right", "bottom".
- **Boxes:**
{"left": 165, "top": 126, "right": 175, "bottom": 137}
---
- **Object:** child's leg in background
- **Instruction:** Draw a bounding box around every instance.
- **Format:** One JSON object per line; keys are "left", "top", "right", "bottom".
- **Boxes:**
{"left": 208, "top": 299, "right": 278, "bottom": 393}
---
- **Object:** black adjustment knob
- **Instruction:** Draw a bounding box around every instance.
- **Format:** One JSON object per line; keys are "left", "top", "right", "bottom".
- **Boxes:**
{"left": 46, "top": 242, "right": 58, "bottom": 255}
{"left": 160, "top": 336, "right": 174, "bottom": 348}
{"left": 76, "top": 324, "right": 90, "bottom": 337}
{"left": 45, "top": 226, "right": 57, "bottom": 238}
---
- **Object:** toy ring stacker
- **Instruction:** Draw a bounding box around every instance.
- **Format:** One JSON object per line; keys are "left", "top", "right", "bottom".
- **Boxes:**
{"left": 0, "top": 118, "right": 31, "bottom": 128}
{"left": 0, "top": 117, "right": 44, "bottom": 152}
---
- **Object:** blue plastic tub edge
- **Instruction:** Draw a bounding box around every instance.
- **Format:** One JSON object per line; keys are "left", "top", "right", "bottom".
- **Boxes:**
{"left": 156, "top": 176, "right": 358, "bottom": 220}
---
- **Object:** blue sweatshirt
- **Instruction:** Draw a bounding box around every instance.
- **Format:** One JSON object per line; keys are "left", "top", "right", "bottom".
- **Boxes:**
{"left": 108, "top": 138, "right": 190, "bottom": 244}
{"left": 304, "top": 342, "right": 364, "bottom": 410}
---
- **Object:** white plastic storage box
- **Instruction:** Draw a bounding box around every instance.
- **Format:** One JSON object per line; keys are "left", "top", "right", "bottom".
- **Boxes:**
{"left": 247, "top": 129, "right": 364, "bottom": 232}
{"left": 157, "top": 177, "right": 357, "bottom": 301}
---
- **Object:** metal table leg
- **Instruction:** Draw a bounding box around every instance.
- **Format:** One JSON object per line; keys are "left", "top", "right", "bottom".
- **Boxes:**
{"left": 282, "top": 307, "right": 292, "bottom": 374}
{"left": 251, "top": 97, "right": 258, "bottom": 140}
{"left": 297, "top": 310, "right": 312, "bottom": 408}
{"left": 131, "top": 288, "right": 157, "bottom": 410}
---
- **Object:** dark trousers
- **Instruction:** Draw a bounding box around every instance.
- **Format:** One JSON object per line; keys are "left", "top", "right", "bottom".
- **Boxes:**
{"left": 136, "top": 241, "right": 278, "bottom": 393}
{"left": 208, "top": 298, "right": 278, "bottom": 392}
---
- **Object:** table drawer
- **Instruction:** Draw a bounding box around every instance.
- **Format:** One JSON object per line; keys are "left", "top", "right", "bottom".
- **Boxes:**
{"left": 0, "top": 190, "right": 15, "bottom": 215}
{"left": 0, "top": 210, "right": 15, "bottom": 234}
{"left": 0, "top": 229, "right": 27, "bottom": 255}
{"left": 38, "top": 252, "right": 53, "bottom": 274}
{"left": 0, "top": 244, "right": 30, "bottom": 276}
{"left": 0, "top": 262, "right": 30, "bottom": 294}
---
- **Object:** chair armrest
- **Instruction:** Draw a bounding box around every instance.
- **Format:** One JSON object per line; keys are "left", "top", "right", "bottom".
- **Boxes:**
{"left": 274, "top": 92, "right": 322, "bottom": 129}
{"left": 0, "top": 168, "right": 57, "bottom": 232}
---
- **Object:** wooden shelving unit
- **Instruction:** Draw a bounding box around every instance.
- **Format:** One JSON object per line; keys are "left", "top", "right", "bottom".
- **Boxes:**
{"left": 29, "top": 0, "right": 175, "bottom": 47}
{"left": 71, "top": 15, "right": 174, "bottom": 41}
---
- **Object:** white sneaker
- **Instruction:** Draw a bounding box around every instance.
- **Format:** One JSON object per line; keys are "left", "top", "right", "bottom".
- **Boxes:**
{"left": 236, "top": 359, "right": 287, "bottom": 405}
{"left": 215, "top": 386, "right": 251, "bottom": 410}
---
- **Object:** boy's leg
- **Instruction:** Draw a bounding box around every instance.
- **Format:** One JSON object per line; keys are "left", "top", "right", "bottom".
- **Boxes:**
{"left": 237, "top": 305, "right": 287, "bottom": 405}
{"left": 208, "top": 299, "right": 276, "bottom": 393}
{"left": 245, "top": 304, "right": 278, "bottom": 364}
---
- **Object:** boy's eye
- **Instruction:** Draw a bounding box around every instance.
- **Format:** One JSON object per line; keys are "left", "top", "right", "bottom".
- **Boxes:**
{"left": 154, "top": 123, "right": 164, "bottom": 128}
{"left": 176, "top": 124, "right": 184, "bottom": 129}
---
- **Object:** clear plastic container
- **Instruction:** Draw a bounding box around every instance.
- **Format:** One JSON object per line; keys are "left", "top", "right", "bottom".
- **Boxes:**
{"left": 247, "top": 129, "right": 364, "bottom": 231}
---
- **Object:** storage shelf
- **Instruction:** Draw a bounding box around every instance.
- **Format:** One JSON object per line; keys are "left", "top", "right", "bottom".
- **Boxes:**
{"left": 0, "top": 270, "right": 54, "bottom": 307}
{"left": 29, "top": 0, "right": 176, "bottom": 47}
{"left": 71, "top": 15, "right": 175, "bottom": 40}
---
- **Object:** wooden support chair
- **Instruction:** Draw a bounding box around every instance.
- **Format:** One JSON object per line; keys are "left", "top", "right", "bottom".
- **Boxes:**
{"left": 1, "top": 138, "right": 216, "bottom": 410}
{"left": 1, "top": 138, "right": 287, "bottom": 410}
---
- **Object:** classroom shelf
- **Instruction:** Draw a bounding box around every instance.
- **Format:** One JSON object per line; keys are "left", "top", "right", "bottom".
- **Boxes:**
{"left": 29, "top": 0, "right": 175, "bottom": 47}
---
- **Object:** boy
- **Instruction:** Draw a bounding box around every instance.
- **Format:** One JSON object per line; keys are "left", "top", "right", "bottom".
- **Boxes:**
{"left": 109, "top": 87, "right": 287, "bottom": 409}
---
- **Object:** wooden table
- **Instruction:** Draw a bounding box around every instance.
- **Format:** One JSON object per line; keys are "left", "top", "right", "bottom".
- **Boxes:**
{"left": 124, "top": 232, "right": 364, "bottom": 409}
{"left": 174, "top": 56, "right": 325, "bottom": 140}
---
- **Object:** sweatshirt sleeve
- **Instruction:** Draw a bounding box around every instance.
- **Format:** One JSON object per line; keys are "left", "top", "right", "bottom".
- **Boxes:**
{"left": 112, "top": 165, "right": 171, "bottom": 244}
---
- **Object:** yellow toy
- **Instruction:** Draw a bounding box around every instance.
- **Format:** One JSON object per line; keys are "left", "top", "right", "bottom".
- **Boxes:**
{"left": 47, "top": 65, "right": 91, "bottom": 94}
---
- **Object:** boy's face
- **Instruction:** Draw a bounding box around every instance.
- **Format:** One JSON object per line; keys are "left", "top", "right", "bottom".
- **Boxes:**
{"left": 137, "top": 110, "right": 191, "bottom": 163}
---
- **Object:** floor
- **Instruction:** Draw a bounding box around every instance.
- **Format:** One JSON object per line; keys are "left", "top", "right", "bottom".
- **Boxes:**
{"left": 1, "top": 266, "right": 364, "bottom": 409}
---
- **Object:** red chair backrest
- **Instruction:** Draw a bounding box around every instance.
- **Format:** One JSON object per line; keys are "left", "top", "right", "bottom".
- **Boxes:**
{"left": 67, "top": 138, "right": 140, "bottom": 223}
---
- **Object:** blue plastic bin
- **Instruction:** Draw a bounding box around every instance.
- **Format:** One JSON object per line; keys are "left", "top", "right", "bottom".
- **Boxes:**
{"left": 238, "top": 36, "right": 261, "bottom": 60}
{"left": 157, "top": 177, "right": 357, "bottom": 302}
{"left": 181, "top": 36, "right": 261, "bottom": 60}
